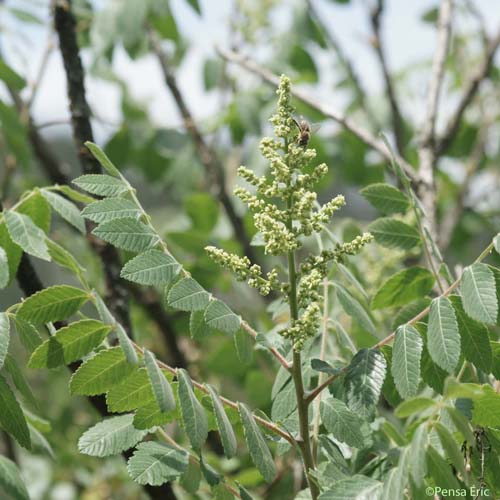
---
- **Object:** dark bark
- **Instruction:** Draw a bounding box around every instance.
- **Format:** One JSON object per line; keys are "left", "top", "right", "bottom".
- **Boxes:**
{"left": 53, "top": 0, "right": 131, "bottom": 333}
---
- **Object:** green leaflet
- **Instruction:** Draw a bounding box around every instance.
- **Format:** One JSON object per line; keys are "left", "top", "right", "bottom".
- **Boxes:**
{"left": 472, "top": 385, "right": 500, "bottom": 428}
{"left": 40, "top": 189, "right": 85, "bottom": 234}
{"left": 445, "top": 407, "right": 475, "bottom": 445}
{"left": 106, "top": 368, "right": 154, "bottom": 412}
{"left": 360, "top": 183, "right": 409, "bottom": 214}
{"left": 127, "top": 441, "right": 189, "bottom": 486}
{"left": 0, "top": 246, "right": 8, "bottom": 289}
{"left": 427, "top": 297, "right": 460, "bottom": 373}
{"left": 144, "top": 349, "right": 176, "bottom": 413}
{"left": 0, "top": 224, "right": 22, "bottom": 287}
{"left": 238, "top": 402, "right": 276, "bottom": 483}
{"left": 121, "top": 249, "right": 180, "bottom": 285}
{"left": 426, "top": 446, "right": 461, "bottom": 491}
{"left": 204, "top": 299, "right": 240, "bottom": 334}
{"left": 46, "top": 240, "right": 86, "bottom": 282}
{"left": 3, "top": 354, "right": 37, "bottom": 408}
{"left": 461, "top": 263, "right": 498, "bottom": 325}
{"left": 70, "top": 347, "right": 138, "bottom": 396}
{"left": 371, "top": 267, "right": 434, "bottom": 310}
{"left": 409, "top": 423, "right": 428, "bottom": 486}
{"left": 421, "top": 343, "right": 447, "bottom": 394}
{"left": 133, "top": 400, "right": 177, "bottom": 430}
{"left": 0, "top": 58, "right": 26, "bottom": 90}
{"left": 16, "top": 285, "right": 90, "bottom": 325}
{"left": 344, "top": 349, "right": 386, "bottom": 418}
{"left": 318, "top": 475, "right": 382, "bottom": 499}
{"left": 391, "top": 325, "right": 423, "bottom": 398}
{"left": 380, "top": 447, "right": 410, "bottom": 500}
{"left": 0, "top": 456, "right": 30, "bottom": 500}
{"left": 335, "top": 284, "right": 377, "bottom": 336}
{"left": 4, "top": 210, "right": 50, "bottom": 261}
{"left": 185, "top": 193, "right": 219, "bottom": 233}
{"left": 93, "top": 291, "right": 116, "bottom": 325}
{"left": 73, "top": 174, "right": 129, "bottom": 196}
{"left": 14, "top": 318, "right": 41, "bottom": 353}
{"left": 28, "top": 320, "right": 111, "bottom": 369}
{"left": 0, "top": 374, "right": 30, "bottom": 449}
{"left": 56, "top": 185, "right": 95, "bottom": 204}
{"left": 271, "top": 379, "right": 296, "bottom": 421}
{"left": 0, "top": 312, "right": 9, "bottom": 369}
{"left": 449, "top": 295, "right": 492, "bottom": 373}
{"left": 395, "top": 397, "right": 435, "bottom": 418}
{"left": 92, "top": 217, "right": 159, "bottom": 252}
{"left": 199, "top": 457, "right": 221, "bottom": 486}
{"left": 494, "top": 234, "right": 500, "bottom": 254}
{"left": 237, "top": 483, "right": 255, "bottom": 500}
{"left": 177, "top": 368, "right": 208, "bottom": 452}
{"left": 206, "top": 384, "right": 237, "bottom": 458}
{"left": 391, "top": 298, "right": 431, "bottom": 330}
{"left": 492, "top": 342, "right": 500, "bottom": 379}
{"left": 434, "top": 422, "right": 465, "bottom": 477}
{"left": 234, "top": 327, "right": 254, "bottom": 364}
{"left": 115, "top": 323, "right": 138, "bottom": 365}
{"left": 85, "top": 141, "right": 123, "bottom": 177}
{"left": 320, "top": 397, "right": 366, "bottom": 448}
{"left": 180, "top": 460, "right": 201, "bottom": 494}
{"left": 15, "top": 191, "right": 51, "bottom": 233}
{"left": 167, "top": 277, "right": 210, "bottom": 311}
{"left": 78, "top": 414, "right": 147, "bottom": 457}
{"left": 367, "top": 218, "right": 420, "bottom": 250}
{"left": 189, "top": 309, "right": 208, "bottom": 340}
{"left": 81, "top": 198, "right": 141, "bottom": 224}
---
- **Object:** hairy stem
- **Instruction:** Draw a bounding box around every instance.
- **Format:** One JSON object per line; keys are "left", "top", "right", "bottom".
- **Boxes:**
{"left": 286, "top": 196, "right": 319, "bottom": 499}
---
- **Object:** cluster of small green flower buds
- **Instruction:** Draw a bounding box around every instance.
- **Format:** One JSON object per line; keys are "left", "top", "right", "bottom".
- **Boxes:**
{"left": 281, "top": 302, "right": 321, "bottom": 350}
{"left": 207, "top": 74, "right": 373, "bottom": 351}
{"left": 300, "top": 233, "right": 374, "bottom": 275}
{"left": 205, "top": 246, "right": 280, "bottom": 296}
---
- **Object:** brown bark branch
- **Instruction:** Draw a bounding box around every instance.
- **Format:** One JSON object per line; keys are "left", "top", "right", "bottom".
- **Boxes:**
{"left": 369, "top": 0, "right": 406, "bottom": 155}
{"left": 436, "top": 26, "right": 500, "bottom": 156}
{"left": 417, "top": 0, "right": 452, "bottom": 244}
{"left": 147, "top": 29, "right": 257, "bottom": 264}
{"left": 306, "top": 0, "right": 381, "bottom": 131}
{"left": 53, "top": 0, "right": 132, "bottom": 333}
{"left": 438, "top": 127, "right": 486, "bottom": 250}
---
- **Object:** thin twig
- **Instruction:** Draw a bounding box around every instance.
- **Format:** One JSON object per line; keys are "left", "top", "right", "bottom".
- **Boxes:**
{"left": 241, "top": 321, "right": 291, "bottom": 370}
{"left": 369, "top": 0, "right": 406, "bottom": 155}
{"left": 439, "top": 125, "right": 486, "bottom": 250}
{"left": 417, "top": 0, "right": 453, "bottom": 243}
{"left": 436, "top": 26, "right": 500, "bottom": 155}
{"left": 134, "top": 343, "right": 296, "bottom": 445}
{"left": 147, "top": 28, "right": 258, "bottom": 265}
{"left": 306, "top": 0, "right": 380, "bottom": 131}
{"left": 27, "top": 33, "right": 54, "bottom": 109}
{"left": 217, "top": 46, "right": 419, "bottom": 185}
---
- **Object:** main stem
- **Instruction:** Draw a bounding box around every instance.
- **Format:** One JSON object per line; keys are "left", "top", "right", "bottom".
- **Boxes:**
{"left": 287, "top": 203, "right": 319, "bottom": 500}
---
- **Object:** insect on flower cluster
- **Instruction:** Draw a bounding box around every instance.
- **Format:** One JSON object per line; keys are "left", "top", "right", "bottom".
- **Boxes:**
{"left": 206, "top": 74, "right": 373, "bottom": 350}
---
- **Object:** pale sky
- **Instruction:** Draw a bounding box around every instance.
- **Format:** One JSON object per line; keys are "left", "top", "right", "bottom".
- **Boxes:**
{"left": 2, "top": 0, "right": 500, "bottom": 142}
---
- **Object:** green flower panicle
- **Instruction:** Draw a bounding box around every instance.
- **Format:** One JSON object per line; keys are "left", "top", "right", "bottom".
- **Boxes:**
{"left": 205, "top": 74, "right": 373, "bottom": 350}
